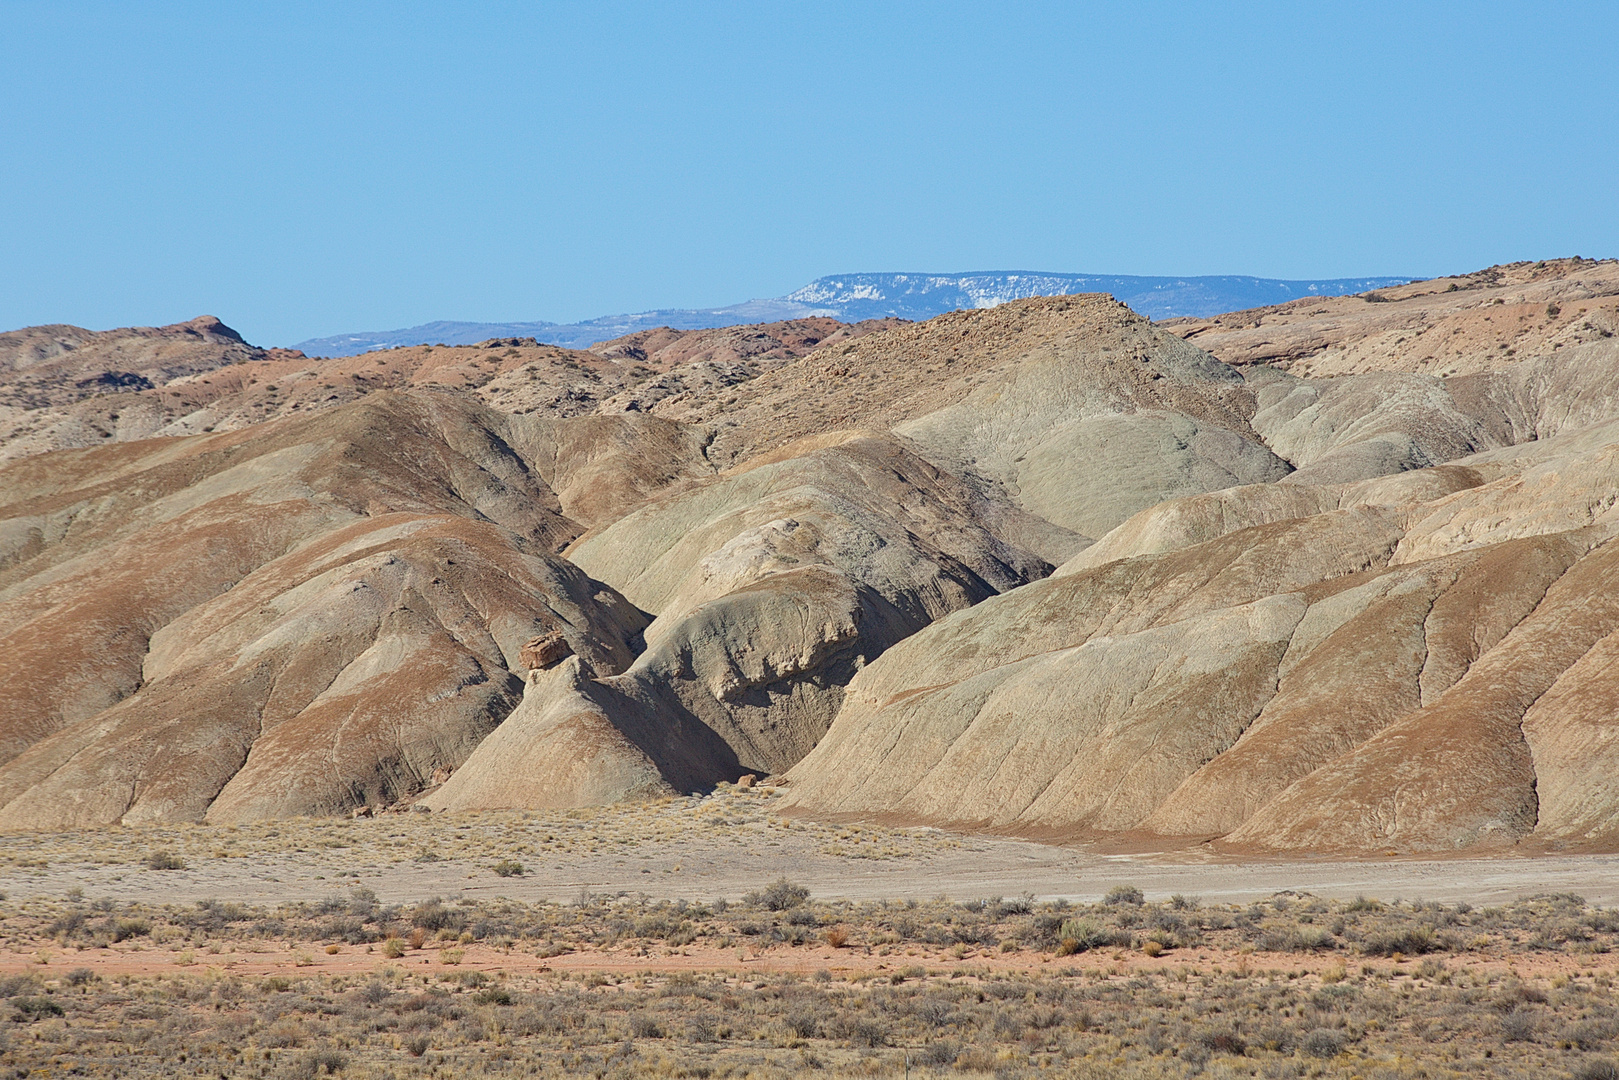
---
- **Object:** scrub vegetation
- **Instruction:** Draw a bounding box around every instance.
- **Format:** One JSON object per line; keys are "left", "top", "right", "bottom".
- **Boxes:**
{"left": 0, "top": 885, "right": 1616, "bottom": 1078}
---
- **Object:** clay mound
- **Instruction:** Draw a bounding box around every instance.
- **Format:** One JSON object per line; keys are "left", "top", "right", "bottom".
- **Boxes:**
{"left": 0, "top": 316, "right": 301, "bottom": 462}
{"left": 616, "top": 293, "right": 1307, "bottom": 541}
{"left": 0, "top": 391, "right": 679, "bottom": 825}
{"left": 669, "top": 294, "right": 1267, "bottom": 467}
{"left": 0, "top": 331, "right": 636, "bottom": 463}
{"left": 497, "top": 413, "right": 715, "bottom": 529}
{"left": 780, "top": 416, "right": 1619, "bottom": 854}
{"left": 0, "top": 514, "right": 648, "bottom": 829}
{"left": 428, "top": 431, "right": 1059, "bottom": 811}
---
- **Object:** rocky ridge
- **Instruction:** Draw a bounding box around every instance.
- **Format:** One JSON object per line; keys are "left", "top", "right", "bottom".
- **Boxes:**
{"left": 0, "top": 317, "right": 899, "bottom": 466}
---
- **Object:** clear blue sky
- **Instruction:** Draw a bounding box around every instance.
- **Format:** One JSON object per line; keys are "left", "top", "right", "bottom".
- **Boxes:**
{"left": 3, "top": 1, "right": 1616, "bottom": 346}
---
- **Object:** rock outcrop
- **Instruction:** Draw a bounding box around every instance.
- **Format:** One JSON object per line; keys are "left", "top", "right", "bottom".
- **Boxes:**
{"left": 520, "top": 631, "right": 574, "bottom": 671}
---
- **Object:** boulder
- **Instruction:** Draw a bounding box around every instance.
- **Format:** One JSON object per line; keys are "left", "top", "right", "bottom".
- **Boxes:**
{"left": 521, "top": 631, "right": 573, "bottom": 671}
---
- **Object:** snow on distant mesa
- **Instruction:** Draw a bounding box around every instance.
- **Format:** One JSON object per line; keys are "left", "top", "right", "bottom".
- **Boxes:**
{"left": 782, "top": 271, "right": 1413, "bottom": 322}
{"left": 294, "top": 270, "right": 1412, "bottom": 355}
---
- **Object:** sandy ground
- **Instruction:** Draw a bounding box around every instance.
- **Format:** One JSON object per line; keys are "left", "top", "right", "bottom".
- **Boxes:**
{"left": 3, "top": 825, "right": 1618, "bottom": 908}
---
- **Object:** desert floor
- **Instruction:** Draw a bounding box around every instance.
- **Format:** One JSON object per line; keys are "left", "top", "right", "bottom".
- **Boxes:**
{"left": 1, "top": 787, "right": 1615, "bottom": 909}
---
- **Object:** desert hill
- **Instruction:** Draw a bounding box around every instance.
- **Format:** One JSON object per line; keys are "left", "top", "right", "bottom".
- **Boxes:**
{"left": 4, "top": 258, "right": 1619, "bottom": 856}
{"left": 1165, "top": 256, "right": 1619, "bottom": 379}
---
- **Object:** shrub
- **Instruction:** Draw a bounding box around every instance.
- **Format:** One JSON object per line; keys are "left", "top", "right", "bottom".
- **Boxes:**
{"left": 1360, "top": 926, "right": 1436, "bottom": 956}
{"left": 410, "top": 900, "right": 462, "bottom": 932}
{"left": 749, "top": 878, "right": 810, "bottom": 911}
{"left": 1103, "top": 885, "right": 1145, "bottom": 906}
{"left": 1502, "top": 1008, "right": 1537, "bottom": 1043}
{"left": 955, "top": 1047, "right": 997, "bottom": 1071}
{"left": 382, "top": 938, "right": 405, "bottom": 959}
{"left": 1566, "top": 1021, "right": 1618, "bottom": 1052}
{"left": 146, "top": 851, "right": 186, "bottom": 871}
{"left": 1301, "top": 1028, "right": 1344, "bottom": 1057}
{"left": 1258, "top": 926, "right": 1337, "bottom": 952}
{"left": 995, "top": 895, "right": 1033, "bottom": 917}
{"left": 11, "top": 997, "right": 65, "bottom": 1020}
{"left": 1056, "top": 918, "right": 1129, "bottom": 953}
{"left": 48, "top": 910, "right": 86, "bottom": 939}
{"left": 492, "top": 860, "right": 525, "bottom": 877}
{"left": 299, "top": 1050, "right": 347, "bottom": 1077}
{"left": 1196, "top": 1028, "right": 1247, "bottom": 1056}
{"left": 831, "top": 1015, "right": 888, "bottom": 1047}
{"left": 1576, "top": 1061, "right": 1619, "bottom": 1080}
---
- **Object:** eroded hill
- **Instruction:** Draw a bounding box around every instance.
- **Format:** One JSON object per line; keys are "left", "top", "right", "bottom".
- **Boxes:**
{"left": 5, "top": 259, "right": 1619, "bottom": 856}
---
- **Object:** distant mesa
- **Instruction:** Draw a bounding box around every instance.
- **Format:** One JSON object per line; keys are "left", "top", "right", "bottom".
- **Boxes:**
{"left": 291, "top": 270, "right": 1412, "bottom": 355}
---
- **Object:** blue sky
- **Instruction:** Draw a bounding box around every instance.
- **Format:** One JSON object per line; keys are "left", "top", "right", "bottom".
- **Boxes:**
{"left": 2, "top": 1, "right": 1616, "bottom": 346}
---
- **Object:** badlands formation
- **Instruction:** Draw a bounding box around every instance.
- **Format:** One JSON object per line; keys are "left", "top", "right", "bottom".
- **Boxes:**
{"left": 1, "top": 258, "right": 1617, "bottom": 857}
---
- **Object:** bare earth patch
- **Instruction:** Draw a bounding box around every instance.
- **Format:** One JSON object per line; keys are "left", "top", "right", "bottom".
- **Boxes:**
{"left": 2, "top": 788, "right": 1617, "bottom": 908}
